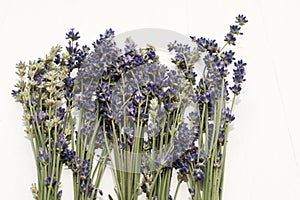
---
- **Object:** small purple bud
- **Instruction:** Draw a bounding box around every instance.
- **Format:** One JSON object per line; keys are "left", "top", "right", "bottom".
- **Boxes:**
{"left": 39, "top": 147, "right": 44, "bottom": 155}
{"left": 39, "top": 111, "right": 45, "bottom": 120}
{"left": 59, "top": 134, "right": 64, "bottom": 141}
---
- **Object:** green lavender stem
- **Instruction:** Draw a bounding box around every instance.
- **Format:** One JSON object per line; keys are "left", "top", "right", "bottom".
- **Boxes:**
{"left": 218, "top": 95, "right": 236, "bottom": 200}
{"left": 173, "top": 180, "right": 182, "bottom": 200}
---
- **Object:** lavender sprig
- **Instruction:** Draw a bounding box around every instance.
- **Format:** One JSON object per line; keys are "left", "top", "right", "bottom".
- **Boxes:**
{"left": 182, "top": 14, "right": 248, "bottom": 200}
{"left": 12, "top": 44, "right": 73, "bottom": 200}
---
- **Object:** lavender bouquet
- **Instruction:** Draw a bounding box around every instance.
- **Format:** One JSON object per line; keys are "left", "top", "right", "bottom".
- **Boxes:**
{"left": 12, "top": 14, "right": 247, "bottom": 200}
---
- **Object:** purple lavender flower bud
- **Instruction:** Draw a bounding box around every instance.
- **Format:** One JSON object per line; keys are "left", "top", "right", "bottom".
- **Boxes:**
{"left": 223, "top": 107, "right": 235, "bottom": 123}
{"left": 233, "top": 60, "right": 247, "bottom": 84}
{"left": 44, "top": 176, "right": 57, "bottom": 186}
{"left": 38, "top": 147, "right": 49, "bottom": 164}
{"left": 230, "top": 25, "right": 243, "bottom": 35}
{"left": 59, "top": 133, "right": 64, "bottom": 142}
{"left": 118, "top": 139, "right": 126, "bottom": 149}
{"left": 188, "top": 188, "right": 195, "bottom": 196}
{"left": 54, "top": 54, "right": 60, "bottom": 64}
{"left": 214, "top": 153, "right": 223, "bottom": 168}
{"left": 63, "top": 76, "right": 75, "bottom": 88}
{"left": 195, "top": 163, "right": 205, "bottom": 169}
{"left": 184, "top": 70, "right": 197, "bottom": 84}
{"left": 220, "top": 50, "right": 235, "bottom": 65}
{"left": 96, "top": 82, "right": 112, "bottom": 103}
{"left": 38, "top": 111, "right": 45, "bottom": 121}
{"left": 57, "top": 107, "right": 66, "bottom": 120}
{"left": 164, "top": 103, "right": 176, "bottom": 113}
{"left": 34, "top": 73, "right": 43, "bottom": 85}
{"left": 192, "top": 168, "right": 205, "bottom": 181}
{"left": 132, "top": 91, "right": 146, "bottom": 105}
{"left": 224, "top": 33, "right": 236, "bottom": 45}
{"left": 198, "top": 91, "right": 210, "bottom": 104}
{"left": 60, "top": 149, "right": 75, "bottom": 164}
{"left": 39, "top": 147, "right": 44, "bottom": 155}
{"left": 190, "top": 36, "right": 213, "bottom": 53}
{"left": 235, "top": 14, "right": 248, "bottom": 26}
{"left": 217, "top": 61, "right": 229, "bottom": 77}
{"left": 57, "top": 190, "right": 62, "bottom": 199}
{"left": 179, "top": 166, "right": 189, "bottom": 175}
{"left": 217, "top": 130, "right": 225, "bottom": 144}
{"left": 11, "top": 89, "right": 21, "bottom": 98}
{"left": 229, "top": 84, "right": 242, "bottom": 95}
{"left": 66, "top": 28, "right": 80, "bottom": 41}
{"left": 143, "top": 49, "right": 156, "bottom": 61}
{"left": 80, "top": 183, "right": 86, "bottom": 192}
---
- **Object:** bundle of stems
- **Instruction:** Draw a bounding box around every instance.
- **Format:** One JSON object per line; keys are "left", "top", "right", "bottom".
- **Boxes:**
{"left": 13, "top": 14, "right": 247, "bottom": 200}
